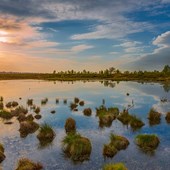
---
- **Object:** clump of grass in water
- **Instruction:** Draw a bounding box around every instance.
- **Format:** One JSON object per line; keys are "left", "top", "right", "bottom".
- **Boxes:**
{"left": 27, "top": 99, "right": 33, "bottom": 106}
{"left": 70, "top": 102, "right": 78, "bottom": 111}
{"left": 0, "top": 102, "right": 3, "bottom": 110}
{"left": 74, "top": 97, "right": 80, "bottom": 104}
{"left": 34, "top": 114, "right": 42, "bottom": 120}
{"left": 6, "top": 101, "right": 18, "bottom": 108}
{"left": 0, "top": 109, "right": 13, "bottom": 120}
{"left": 0, "top": 143, "right": 5, "bottom": 163}
{"left": 63, "top": 99, "right": 67, "bottom": 104}
{"left": 41, "top": 98, "right": 48, "bottom": 105}
{"left": 62, "top": 133, "right": 92, "bottom": 161}
{"left": 0, "top": 96, "right": 3, "bottom": 102}
{"left": 56, "top": 98, "right": 59, "bottom": 104}
{"left": 103, "top": 163, "right": 128, "bottom": 170}
{"left": 165, "top": 112, "right": 170, "bottom": 123}
{"left": 16, "top": 158, "right": 43, "bottom": 170}
{"left": 79, "top": 100, "right": 85, "bottom": 106}
{"left": 148, "top": 108, "right": 161, "bottom": 126}
{"left": 19, "top": 120, "right": 39, "bottom": 138}
{"left": 103, "top": 133, "right": 129, "bottom": 158}
{"left": 83, "top": 108, "right": 92, "bottom": 116}
{"left": 96, "top": 106, "right": 119, "bottom": 128}
{"left": 34, "top": 106, "right": 40, "bottom": 114}
{"left": 11, "top": 106, "right": 28, "bottom": 116}
{"left": 129, "top": 115, "right": 145, "bottom": 130}
{"left": 135, "top": 134, "right": 160, "bottom": 153}
{"left": 37, "top": 123, "right": 55, "bottom": 146}
{"left": 64, "top": 117, "right": 76, "bottom": 134}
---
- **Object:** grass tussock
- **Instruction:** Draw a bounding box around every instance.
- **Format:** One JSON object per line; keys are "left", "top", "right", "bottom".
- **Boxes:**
{"left": 148, "top": 108, "right": 161, "bottom": 126}
{"left": 83, "top": 108, "right": 92, "bottom": 116}
{"left": 27, "top": 99, "right": 33, "bottom": 106}
{"left": 96, "top": 106, "right": 119, "bottom": 128}
{"left": 65, "top": 118, "right": 76, "bottom": 134}
{"left": 6, "top": 101, "right": 19, "bottom": 108}
{"left": 17, "top": 114, "right": 34, "bottom": 122}
{"left": 0, "top": 109, "right": 13, "bottom": 120}
{"left": 74, "top": 97, "right": 80, "bottom": 104}
{"left": 12, "top": 106, "right": 28, "bottom": 116}
{"left": 56, "top": 98, "right": 59, "bottom": 104}
{"left": 0, "top": 96, "right": 3, "bottom": 102}
{"left": 0, "top": 102, "right": 4, "bottom": 110}
{"left": 62, "top": 133, "right": 92, "bottom": 161}
{"left": 34, "top": 107, "right": 40, "bottom": 114}
{"left": 70, "top": 103, "right": 78, "bottom": 111}
{"left": 16, "top": 158, "right": 43, "bottom": 170}
{"left": 37, "top": 123, "right": 55, "bottom": 144}
{"left": 19, "top": 121, "right": 39, "bottom": 138}
{"left": 165, "top": 112, "right": 170, "bottom": 123}
{"left": 0, "top": 143, "right": 5, "bottom": 163}
{"left": 103, "top": 163, "right": 128, "bottom": 170}
{"left": 135, "top": 134, "right": 160, "bottom": 152}
{"left": 79, "top": 101, "right": 85, "bottom": 106}
{"left": 41, "top": 98, "right": 48, "bottom": 105}
{"left": 103, "top": 134, "right": 129, "bottom": 158}
{"left": 63, "top": 99, "right": 67, "bottom": 104}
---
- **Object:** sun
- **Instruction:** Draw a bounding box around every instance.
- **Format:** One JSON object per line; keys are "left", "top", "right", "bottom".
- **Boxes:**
{"left": 0, "top": 30, "right": 9, "bottom": 43}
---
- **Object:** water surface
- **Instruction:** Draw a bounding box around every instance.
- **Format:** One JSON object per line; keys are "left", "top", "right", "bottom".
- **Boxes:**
{"left": 0, "top": 80, "right": 170, "bottom": 170}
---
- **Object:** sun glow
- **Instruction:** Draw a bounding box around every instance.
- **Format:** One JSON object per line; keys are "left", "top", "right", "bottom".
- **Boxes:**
{"left": 0, "top": 30, "right": 9, "bottom": 43}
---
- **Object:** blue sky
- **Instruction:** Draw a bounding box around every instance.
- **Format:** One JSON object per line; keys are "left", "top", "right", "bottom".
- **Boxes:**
{"left": 0, "top": 0, "right": 170, "bottom": 72}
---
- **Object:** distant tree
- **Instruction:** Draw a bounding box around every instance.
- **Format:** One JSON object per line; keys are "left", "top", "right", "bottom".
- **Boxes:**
{"left": 162, "top": 65, "right": 170, "bottom": 74}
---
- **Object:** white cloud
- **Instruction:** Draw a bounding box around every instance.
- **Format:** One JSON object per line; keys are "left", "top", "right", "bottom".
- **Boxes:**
{"left": 71, "top": 44, "right": 94, "bottom": 53}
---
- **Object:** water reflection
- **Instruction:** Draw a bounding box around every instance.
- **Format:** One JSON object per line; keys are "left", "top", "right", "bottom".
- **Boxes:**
{"left": 0, "top": 80, "right": 170, "bottom": 170}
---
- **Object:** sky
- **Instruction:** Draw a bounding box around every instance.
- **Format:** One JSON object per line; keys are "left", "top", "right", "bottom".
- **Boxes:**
{"left": 0, "top": 0, "right": 170, "bottom": 73}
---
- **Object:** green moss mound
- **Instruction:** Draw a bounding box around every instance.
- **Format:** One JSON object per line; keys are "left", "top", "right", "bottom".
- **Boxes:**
{"left": 16, "top": 158, "right": 43, "bottom": 170}
{"left": 62, "top": 133, "right": 92, "bottom": 161}
{"left": 135, "top": 134, "right": 160, "bottom": 152}
{"left": 103, "top": 163, "right": 128, "bottom": 170}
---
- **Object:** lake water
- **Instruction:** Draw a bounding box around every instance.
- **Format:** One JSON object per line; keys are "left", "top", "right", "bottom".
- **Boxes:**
{"left": 0, "top": 80, "right": 170, "bottom": 170}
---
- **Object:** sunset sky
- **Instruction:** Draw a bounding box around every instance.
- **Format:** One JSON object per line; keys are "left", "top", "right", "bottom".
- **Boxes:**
{"left": 0, "top": 0, "right": 170, "bottom": 72}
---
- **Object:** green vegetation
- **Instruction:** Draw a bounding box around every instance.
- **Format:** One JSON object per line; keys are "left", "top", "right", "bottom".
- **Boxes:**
{"left": 103, "top": 163, "right": 128, "bottom": 170}
{"left": 64, "top": 117, "right": 76, "bottom": 134}
{"left": 165, "top": 112, "right": 170, "bottom": 123}
{"left": 83, "top": 108, "right": 92, "bottom": 116}
{"left": 103, "top": 134, "right": 129, "bottom": 158}
{"left": 0, "top": 143, "right": 5, "bottom": 163}
{"left": 148, "top": 108, "right": 161, "bottom": 126}
{"left": 117, "top": 111, "right": 144, "bottom": 130}
{"left": 16, "top": 158, "right": 43, "bottom": 170}
{"left": 37, "top": 124, "right": 55, "bottom": 146}
{"left": 135, "top": 134, "right": 160, "bottom": 152}
{"left": 62, "top": 133, "right": 92, "bottom": 161}
{"left": 96, "top": 106, "right": 119, "bottom": 128}
{"left": 0, "top": 65, "right": 170, "bottom": 82}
